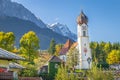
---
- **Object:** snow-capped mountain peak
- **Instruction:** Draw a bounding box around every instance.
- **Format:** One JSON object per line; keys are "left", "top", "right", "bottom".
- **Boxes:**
{"left": 47, "top": 22, "right": 77, "bottom": 41}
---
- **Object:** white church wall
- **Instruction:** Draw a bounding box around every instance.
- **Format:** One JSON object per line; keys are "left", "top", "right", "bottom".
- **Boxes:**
{"left": 77, "top": 23, "right": 92, "bottom": 69}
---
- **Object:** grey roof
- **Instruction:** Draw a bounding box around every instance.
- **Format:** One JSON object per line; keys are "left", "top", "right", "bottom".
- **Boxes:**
{"left": 0, "top": 48, "right": 25, "bottom": 60}
{"left": 49, "top": 56, "right": 63, "bottom": 62}
{"left": 9, "top": 63, "right": 25, "bottom": 69}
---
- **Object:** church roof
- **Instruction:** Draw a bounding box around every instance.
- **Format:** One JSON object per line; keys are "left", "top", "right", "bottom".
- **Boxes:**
{"left": 71, "top": 42, "right": 78, "bottom": 49}
{"left": 0, "top": 48, "right": 25, "bottom": 60}
{"left": 77, "top": 10, "right": 88, "bottom": 25}
{"left": 49, "top": 55, "right": 63, "bottom": 62}
{"left": 59, "top": 39, "right": 73, "bottom": 55}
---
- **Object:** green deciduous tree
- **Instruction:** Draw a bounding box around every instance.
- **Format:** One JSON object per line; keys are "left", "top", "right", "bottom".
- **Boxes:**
{"left": 87, "top": 64, "right": 114, "bottom": 80}
{"left": 55, "top": 66, "right": 78, "bottom": 80}
{"left": 90, "top": 41, "right": 120, "bottom": 68}
{"left": 66, "top": 48, "right": 79, "bottom": 70}
{"left": 19, "top": 31, "right": 39, "bottom": 61}
{"left": 18, "top": 64, "right": 38, "bottom": 77}
{"left": 103, "top": 42, "right": 112, "bottom": 54}
{"left": 0, "top": 32, "right": 15, "bottom": 51}
{"left": 48, "top": 39, "right": 56, "bottom": 55}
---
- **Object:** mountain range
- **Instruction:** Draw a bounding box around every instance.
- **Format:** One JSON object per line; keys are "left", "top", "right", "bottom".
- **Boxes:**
{"left": 0, "top": 0, "right": 76, "bottom": 49}
{"left": 47, "top": 23, "right": 77, "bottom": 41}
{"left": 0, "top": 0, "right": 46, "bottom": 28}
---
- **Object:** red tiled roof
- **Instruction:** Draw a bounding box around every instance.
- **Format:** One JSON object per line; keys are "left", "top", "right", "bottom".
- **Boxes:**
{"left": 71, "top": 42, "right": 78, "bottom": 49}
{"left": 59, "top": 39, "right": 73, "bottom": 55}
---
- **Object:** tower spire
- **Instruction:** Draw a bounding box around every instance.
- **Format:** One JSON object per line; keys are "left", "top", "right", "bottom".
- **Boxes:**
{"left": 77, "top": 10, "right": 88, "bottom": 25}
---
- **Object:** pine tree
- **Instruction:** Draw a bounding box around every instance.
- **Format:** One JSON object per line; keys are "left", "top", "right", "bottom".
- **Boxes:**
{"left": 48, "top": 39, "right": 56, "bottom": 55}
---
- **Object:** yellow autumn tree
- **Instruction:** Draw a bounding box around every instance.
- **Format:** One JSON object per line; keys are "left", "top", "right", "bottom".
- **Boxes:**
{"left": 19, "top": 31, "right": 39, "bottom": 61}
{"left": 0, "top": 32, "right": 15, "bottom": 51}
{"left": 106, "top": 50, "right": 120, "bottom": 64}
{"left": 12, "top": 47, "right": 19, "bottom": 53}
{"left": 54, "top": 44, "right": 63, "bottom": 56}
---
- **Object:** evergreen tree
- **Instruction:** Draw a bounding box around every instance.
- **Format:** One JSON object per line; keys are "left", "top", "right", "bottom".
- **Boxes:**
{"left": 112, "top": 42, "right": 120, "bottom": 50}
{"left": 48, "top": 39, "right": 56, "bottom": 55}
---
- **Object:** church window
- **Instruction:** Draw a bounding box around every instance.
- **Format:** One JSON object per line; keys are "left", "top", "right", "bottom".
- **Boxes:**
{"left": 83, "top": 31, "right": 86, "bottom": 36}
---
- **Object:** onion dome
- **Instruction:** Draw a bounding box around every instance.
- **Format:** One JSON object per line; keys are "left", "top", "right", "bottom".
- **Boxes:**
{"left": 77, "top": 11, "right": 88, "bottom": 25}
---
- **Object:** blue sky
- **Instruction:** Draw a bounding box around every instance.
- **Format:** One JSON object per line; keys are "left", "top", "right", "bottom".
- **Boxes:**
{"left": 12, "top": 0, "right": 120, "bottom": 42}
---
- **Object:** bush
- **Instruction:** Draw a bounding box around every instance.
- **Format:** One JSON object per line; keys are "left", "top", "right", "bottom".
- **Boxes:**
{"left": 55, "top": 66, "right": 79, "bottom": 80}
{"left": 97, "top": 62, "right": 109, "bottom": 69}
{"left": 19, "top": 67, "right": 38, "bottom": 77}
{"left": 87, "top": 64, "right": 114, "bottom": 80}
{"left": 75, "top": 69, "right": 87, "bottom": 77}
{"left": 39, "top": 73, "right": 50, "bottom": 80}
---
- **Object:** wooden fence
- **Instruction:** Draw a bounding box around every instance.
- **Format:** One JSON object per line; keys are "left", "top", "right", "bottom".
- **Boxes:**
{"left": 19, "top": 77, "right": 42, "bottom": 80}
{"left": 0, "top": 72, "right": 13, "bottom": 80}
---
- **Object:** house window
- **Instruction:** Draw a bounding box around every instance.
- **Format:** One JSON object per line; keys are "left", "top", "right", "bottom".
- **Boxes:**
{"left": 42, "top": 68, "right": 46, "bottom": 72}
{"left": 55, "top": 64, "right": 58, "bottom": 68}
{"left": 83, "top": 31, "right": 86, "bottom": 36}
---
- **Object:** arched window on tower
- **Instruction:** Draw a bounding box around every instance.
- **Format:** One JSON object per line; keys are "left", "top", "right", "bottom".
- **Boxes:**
{"left": 83, "top": 31, "right": 86, "bottom": 36}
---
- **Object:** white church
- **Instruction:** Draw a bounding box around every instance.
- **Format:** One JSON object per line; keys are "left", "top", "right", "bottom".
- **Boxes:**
{"left": 59, "top": 11, "right": 92, "bottom": 69}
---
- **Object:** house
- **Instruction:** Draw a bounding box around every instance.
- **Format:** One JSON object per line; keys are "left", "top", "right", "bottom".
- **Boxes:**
{"left": 59, "top": 39, "right": 73, "bottom": 62}
{"left": 39, "top": 64, "right": 48, "bottom": 74}
{"left": 9, "top": 62, "right": 25, "bottom": 72}
{"left": 59, "top": 39, "right": 78, "bottom": 62}
{"left": 39, "top": 55, "right": 64, "bottom": 79}
{"left": 0, "top": 48, "right": 25, "bottom": 80}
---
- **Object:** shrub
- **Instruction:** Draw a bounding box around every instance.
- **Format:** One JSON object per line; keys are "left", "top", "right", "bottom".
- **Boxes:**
{"left": 19, "top": 67, "right": 38, "bottom": 77}
{"left": 39, "top": 73, "right": 50, "bottom": 80}
{"left": 55, "top": 66, "right": 79, "bottom": 80}
{"left": 87, "top": 64, "right": 114, "bottom": 80}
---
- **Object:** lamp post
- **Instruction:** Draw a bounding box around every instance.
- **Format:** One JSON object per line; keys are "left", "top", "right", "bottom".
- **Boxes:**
{"left": 87, "top": 57, "right": 91, "bottom": 69}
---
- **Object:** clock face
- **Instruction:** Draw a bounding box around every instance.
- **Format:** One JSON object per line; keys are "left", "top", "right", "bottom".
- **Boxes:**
{"left": 82, "top": 26, "right": 87, "bottom": 30}
{"left": 84, "top": 48, "right": 87, "bottom": 56}
{"left": 84, "top": 48, "right": 87, "bottom": 53}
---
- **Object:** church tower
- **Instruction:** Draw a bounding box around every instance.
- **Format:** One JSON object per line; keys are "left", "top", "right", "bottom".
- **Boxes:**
{"left": 77, "top": 11, "right": 92, "bottom": 69}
